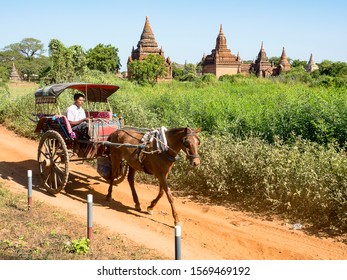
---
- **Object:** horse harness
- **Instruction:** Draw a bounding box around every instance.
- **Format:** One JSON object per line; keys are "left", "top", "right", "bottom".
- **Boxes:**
{"left": 136, "top": 127, "right": 200, "bottom": 173}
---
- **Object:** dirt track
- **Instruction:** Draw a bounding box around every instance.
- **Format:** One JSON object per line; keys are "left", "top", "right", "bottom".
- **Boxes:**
{"left": 0, "top": 125, "right": 346, "bottom": 260}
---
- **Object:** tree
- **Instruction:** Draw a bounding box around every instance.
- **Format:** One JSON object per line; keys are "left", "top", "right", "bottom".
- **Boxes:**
{"left": 291, "top": 59, "right": 307, "bottom": 68}
{"left": 69, "top": 45, "right": 88, "bottom": 78}
{"left": 172, "top": 62, "right": 184, "bottom": 80}
{"left": 318, "top": 60, "right": 347, "bottom": 77}
{"left": 127, "top": 54, "right": 168, "bottom": 85}
{"left": 5, "top": 38, "right": 44, "bottom": 61}
{"left": 47, "top": 39, "right": 88, "bottom": 83}
{"left": 268, "top": 56, "right": 280, "bottom": 65}
{"left": 48, "top": 39, "right": 74, "bottom": 83}
{"left": 179, "top": 63, "right": 197, "bottom": 81}
{"left": 86, "top": 44, "right": 121, "bottom": 73}
{"left": 183, "top": 63, "right": 196, "bottom": 75}
{"left": 1, "top": 38, "right": 48, "bottom": 81}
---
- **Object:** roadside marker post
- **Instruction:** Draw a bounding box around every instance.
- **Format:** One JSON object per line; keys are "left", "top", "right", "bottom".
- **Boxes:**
{"left": 27, "top": 170, "right": 32, "bottom": 212}
{"left": 87, "top": 194, "right": 93, "bottom": 243}
{"left": 175, "top": 224, "right": 181, "bottom": 260}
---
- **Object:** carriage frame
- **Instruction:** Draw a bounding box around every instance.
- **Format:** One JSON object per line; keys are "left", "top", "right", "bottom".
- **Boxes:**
{"left": 33, "top": 82, "right": 128, "bottom": 194}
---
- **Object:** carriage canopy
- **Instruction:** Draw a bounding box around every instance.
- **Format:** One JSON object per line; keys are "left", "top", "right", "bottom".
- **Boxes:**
{"left": 34, "top": 83, "right": 120, "bottom": 103}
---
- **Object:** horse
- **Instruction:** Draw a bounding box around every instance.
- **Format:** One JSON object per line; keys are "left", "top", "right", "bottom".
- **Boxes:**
{"left": 106, "top": 126, "right": 201, "bottom": 225}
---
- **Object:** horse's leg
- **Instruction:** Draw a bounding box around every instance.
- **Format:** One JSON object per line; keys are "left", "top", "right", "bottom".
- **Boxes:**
{"left": 106, "top": 178, "right": 114, "bottom": 201}
{"left": 150, "top": 174, "right": 180, "bottom": 225}
{"left": 127, "top": 167, "right": 141, "bottom": 211}
{"left": 106, "top": 151, "right": 121, "bottom": 201}
{"left": 147, "top": 186, "right": 164, "bottom": 215}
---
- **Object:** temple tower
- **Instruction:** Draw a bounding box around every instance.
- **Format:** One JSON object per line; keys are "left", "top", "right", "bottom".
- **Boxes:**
{"left": 305, "top": 53, "right": 319, "bottom": 72}
{"left": 251, "top": 42, "right": 275, "bottom": 77}
{"left": 10, "top": 62, "right": 21, "bottom": 81}
{"left": 278, "top": 47, "right": 291, "bottom": 73}
{"left": 127, "top": 16, "right": 172, "bottom": 79}
{"left": 201, "top": 24, "right": 242, "bottom": 78}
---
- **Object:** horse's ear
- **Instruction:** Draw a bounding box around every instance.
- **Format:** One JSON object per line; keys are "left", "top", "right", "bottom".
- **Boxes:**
{"left": 195, "top": 127, "right": 202, "bottom": 133}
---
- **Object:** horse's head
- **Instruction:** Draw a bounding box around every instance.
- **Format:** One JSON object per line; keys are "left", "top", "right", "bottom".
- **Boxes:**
{"left": 181, "top": 127, "right": 201, "bottom": 167}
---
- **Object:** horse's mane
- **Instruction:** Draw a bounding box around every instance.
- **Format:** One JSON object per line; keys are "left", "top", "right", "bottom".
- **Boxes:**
{"left": 165, "top": 127, "right": 187, "bottom": 137}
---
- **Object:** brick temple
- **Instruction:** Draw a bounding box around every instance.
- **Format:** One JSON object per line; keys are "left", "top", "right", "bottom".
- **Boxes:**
{"left": 202, "top": 25, "right": 292, "bottom": 78}
{"left": 127, "top": 16, "right": 172, "bottom": 80}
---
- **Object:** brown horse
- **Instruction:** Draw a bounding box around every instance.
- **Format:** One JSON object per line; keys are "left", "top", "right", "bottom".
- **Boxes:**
{"left": 106, "top": 126, "right": 201, "bottom": 225}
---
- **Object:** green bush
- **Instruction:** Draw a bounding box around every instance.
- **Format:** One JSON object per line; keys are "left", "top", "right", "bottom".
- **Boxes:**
{"left": 2, "top": 78, "right": 347, "bottom": 235}
{"left": 170, "top": 134, "right": 347, "bottom": 233}
{"left": 65, "top": 237, "right": 90, "bottom": 255}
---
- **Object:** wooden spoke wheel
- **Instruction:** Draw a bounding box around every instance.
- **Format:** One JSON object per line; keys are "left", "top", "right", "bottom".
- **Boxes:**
{"left": 38, "top": 130, "right": 69, "bottom": 194}
{"left": 113, "top": 159, "right": 128, "bottom": 184}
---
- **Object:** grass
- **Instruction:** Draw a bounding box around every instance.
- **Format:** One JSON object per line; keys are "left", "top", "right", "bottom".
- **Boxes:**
{"left": 1, "top": 79, "right": 346, "bottom": 240}
{"left": 6, "top": 81, "right": 38, "bottom": 99}
{"left": 0, "top": 183, "right": 166, "bottom": 260}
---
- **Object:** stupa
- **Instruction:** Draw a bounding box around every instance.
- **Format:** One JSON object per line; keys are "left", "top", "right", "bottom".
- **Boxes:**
{"left": 10, "top": 62, "right": 21, "bottom": 81}
{"left": 278, "top": 47, "right": 291, "bottom": 73}
{"left": 127, "top": 16, "right": 172, "bottom": 80}
{"left": 305, "top": 53, "right": 319, "bottom": 72}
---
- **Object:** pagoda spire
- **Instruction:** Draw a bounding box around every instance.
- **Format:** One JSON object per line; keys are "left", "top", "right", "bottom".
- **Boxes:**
{"left": 279, "top": 47, "right": 288, "bottom": 60}
{"left": 278, "top": 47, "right": 291, "bottom": 72}
{"left": 138, "top": 16, "right": 158, "bottom": 49}
{"left": 305, "top": 53, "right": 319, "bottom": 72}
{"left": 219, "top": 24, "right": 224, "bottom": 34}
{"left": 215, "top": 24, "right": 227, "bottom": 50}
{"left": 308, "top": 53, "right": 314, "bottom": 64}
{"left": 257, "top": 41, "right": 267, "bottom": 62}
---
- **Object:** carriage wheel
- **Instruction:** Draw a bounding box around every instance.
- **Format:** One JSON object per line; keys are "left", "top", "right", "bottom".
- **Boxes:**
{"left": 113, "top": 160, "right": 128, "bottom": 184}
{"left": 38, "top": 130, "right": 69, "bottom": 194}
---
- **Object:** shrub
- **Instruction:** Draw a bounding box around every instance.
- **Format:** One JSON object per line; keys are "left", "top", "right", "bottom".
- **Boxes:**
{"left": 200, "top": 73, "right": 218, "bottom": 85}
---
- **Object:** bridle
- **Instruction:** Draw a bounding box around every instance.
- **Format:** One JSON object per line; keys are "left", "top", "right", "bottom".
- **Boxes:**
{"left": 181, "top": 130, "right": 201, "bottom": 160}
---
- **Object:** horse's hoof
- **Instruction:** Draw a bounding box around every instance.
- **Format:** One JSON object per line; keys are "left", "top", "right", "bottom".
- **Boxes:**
{"left": 106, "top": 196, "right": 112, "bottom": 202}
{"left": 147, "top": 207, "right": 154, "bottom": 215}
{"left": 135, "top": 204, "right": 141, "bottom": 211}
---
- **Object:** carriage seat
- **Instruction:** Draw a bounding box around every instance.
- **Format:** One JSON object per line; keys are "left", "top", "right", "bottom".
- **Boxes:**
{"left": 34, "top": 115, "right": 76, "bottom": 139}
{"left": 53, "top": 115, "right": 76, "bottom": 139}
{"left": 86, "top": 111, "right": 112, "bottom": 119}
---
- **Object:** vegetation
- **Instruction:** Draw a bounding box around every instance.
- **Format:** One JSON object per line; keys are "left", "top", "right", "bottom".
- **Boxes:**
{"left": 86, "top": 43, "right": 121, "bottom": 73}
{"left": 0, "top": 38, "right": 121, "bottom": 84}
{"left": 1, "top": 74, "right": 347, "bottom": 240}
{"left": 0, "top": 183, "right": 165, "bottom": 259}
{"left": 1, "top": 37, "right": 347, "bottom": 240}
{"left": 127, "top": 54, "right": 168, "bottom": 85}
{"left": 0, "top": 38, "right": 50, "bottom": 82}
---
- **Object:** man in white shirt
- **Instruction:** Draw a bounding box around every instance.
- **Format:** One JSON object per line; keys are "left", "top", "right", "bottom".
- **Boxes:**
{"left": 66, "top": 93, "right": 89, "bottom": 139}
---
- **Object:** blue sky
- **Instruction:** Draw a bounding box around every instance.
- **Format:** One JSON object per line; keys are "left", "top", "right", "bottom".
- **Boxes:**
{"left": 1, "top": 0, "right": 346, "bottom": 71}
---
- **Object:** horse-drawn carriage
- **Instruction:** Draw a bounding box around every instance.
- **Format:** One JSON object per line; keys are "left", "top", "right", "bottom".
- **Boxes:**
{"left": 34, "top": 82, "right": 202, "bottom": 225}
{"left": 33, "top": 82, "right": 128, "bottom": 194}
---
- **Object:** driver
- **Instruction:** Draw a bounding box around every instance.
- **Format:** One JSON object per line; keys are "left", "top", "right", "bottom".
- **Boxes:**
{"left": 66, "top": 93, "right": 90, "bottom": 140}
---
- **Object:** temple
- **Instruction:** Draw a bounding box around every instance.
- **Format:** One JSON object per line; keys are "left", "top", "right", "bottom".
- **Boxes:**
{"left": 201, "top": 24, "right": 244, "bottom": 77}
{"left": 278, "top": 47, "right": 291, "bottom": 73}
{"left": 305, "top": 53, "right": 319, "bottom": 72}
{"left": 127, "top": 16, "right": 172, "bottom": 80}
{"left": 202, "top": 25, "right": 292, "bottom": 78}
{"left": 10, "top": 62, "right": 21, "bottom": 81}
{"left": 250, "top": 41, "right": 274, "bottom": 77}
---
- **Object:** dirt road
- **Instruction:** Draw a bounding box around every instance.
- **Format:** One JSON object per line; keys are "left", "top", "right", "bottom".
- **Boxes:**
{"left": 0, "top": 125, "right": 346, "bottom": 260}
